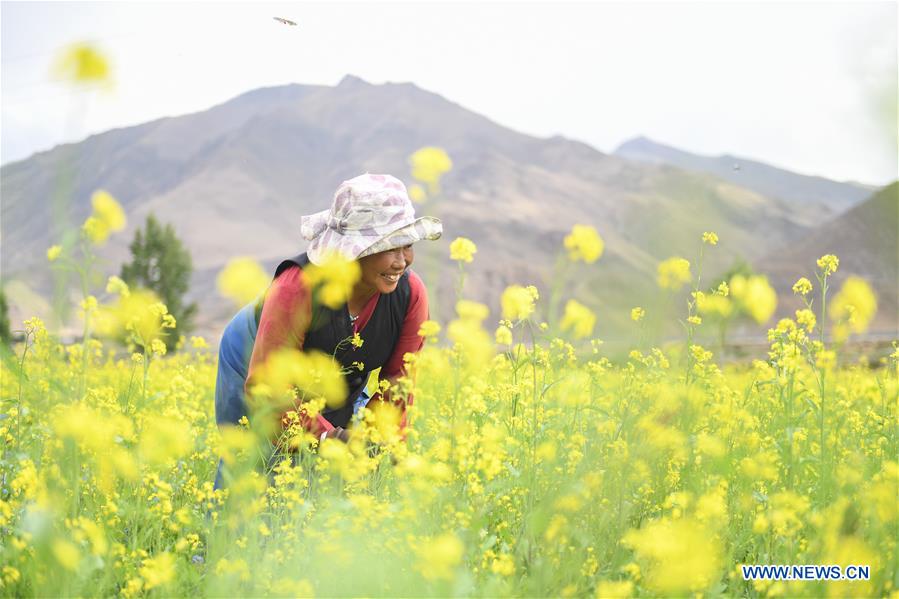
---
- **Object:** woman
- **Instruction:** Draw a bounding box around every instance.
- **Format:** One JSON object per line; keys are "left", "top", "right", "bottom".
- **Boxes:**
{"left": 213, "top": 173, "right": 442, "bottom": 489}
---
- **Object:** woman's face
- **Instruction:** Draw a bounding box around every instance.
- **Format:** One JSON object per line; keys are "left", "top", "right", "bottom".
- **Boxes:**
{"left": 357, "top": 244, "right": 414, "bottom": 295}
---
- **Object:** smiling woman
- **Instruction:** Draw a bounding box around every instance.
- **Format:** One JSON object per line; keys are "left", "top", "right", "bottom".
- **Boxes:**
{"left": 212, "top": 173, "right": 443, "bottom": 489}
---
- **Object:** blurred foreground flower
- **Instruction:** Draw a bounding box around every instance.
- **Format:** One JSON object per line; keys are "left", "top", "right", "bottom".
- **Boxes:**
{"left": 249, "top": 347, "right": 347, "bottom": 409}
{"left": 216, "top": 257, "right": 270, "bottom": 307}
{"left": 51, "top": 42, "right": 112, "bottom": 86}
{"left": 304, "top": 251, "right": 362, "bottom": 309}
{"left": 830, "top": 276, "right": 877, "bottom": 341}
{"left": 139, "top": 552, "right": 176, "bottom": 590}
{"left": 729, "top": 274, "right": 777, "bottom": 324}
{"left": 495, "top": 324, "right": 513, "bottom": 345}
{"left": 447, "top": 300, "right": 493, "bottom": 365}
{"left": 409, "top": 146, "right": 452, "bottom": 194}
{"left": 418, "top": 319, "right": 441, "bottom": 341}
{"left": 94, "top": 289, "right": 175, "bottom": 349}
{"left": 697, "top": 293, "right": 733, "bottom": 318}
{"left": 408, "top": 183, "right": 427, "bottom": 204}
{"left": 560, "top": 299, "right": 596, "bottom": 339}
{"left": 416, "top": 532, "right": 464, "bottom": 581}
{"left": 622, "top": 516, "right": 722, "bottom": 594}
{"left": 501, "top": 285, "right": 538, "bottom": 321}
{"left": 563, "top": 224, "right": 604, "bottom": 263}
{"left": 657, "top": 257, "right": 691, "bottom": 290}
{"left": 82, "top": 190, "right": 126, "bottom": 245}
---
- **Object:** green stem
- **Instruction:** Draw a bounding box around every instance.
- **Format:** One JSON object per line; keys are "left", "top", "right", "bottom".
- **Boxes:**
{"left": 16, "top": 331, "right": 33, "bottom": 454}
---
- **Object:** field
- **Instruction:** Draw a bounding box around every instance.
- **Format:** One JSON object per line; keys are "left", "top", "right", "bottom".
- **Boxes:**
{"left": 1, "top": 213, "right": 897, "bottom": 598}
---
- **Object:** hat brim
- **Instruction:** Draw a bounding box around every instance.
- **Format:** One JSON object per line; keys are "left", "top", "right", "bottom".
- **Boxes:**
{"left": 307, "top": 216, "right": 443, "bottom": 265}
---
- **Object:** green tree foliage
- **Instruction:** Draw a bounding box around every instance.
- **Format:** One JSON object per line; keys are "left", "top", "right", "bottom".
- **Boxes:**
{"left": 0, "top": 285, "right": 11, "bottom": 345}
{"left": 120, "top": 214, "right": 197, "bottom": 352}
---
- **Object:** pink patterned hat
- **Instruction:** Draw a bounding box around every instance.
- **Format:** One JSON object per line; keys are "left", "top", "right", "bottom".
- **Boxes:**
{"left": 300, "top": 173, "right": 443, "bottom": 265}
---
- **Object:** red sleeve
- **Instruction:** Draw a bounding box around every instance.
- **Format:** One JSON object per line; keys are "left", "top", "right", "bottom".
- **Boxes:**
{"left": 245, "top": 265, "right": 309, "bottom": 391}
{"left": 245, "top": 265, "right": 332, "bottom": 438}
{"left": 365, "top": 269, "right": 428, "bottom": 435}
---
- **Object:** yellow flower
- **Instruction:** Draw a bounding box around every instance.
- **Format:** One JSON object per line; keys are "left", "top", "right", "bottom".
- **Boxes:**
{"left": 792, "top": 277, "right": 813, "bottom": 296}
{"left": 657, "top": 257, "right": 691, "bottom": 290}
{"left": 408, "top": 183, "right": 427, "bottom": 204}
{"left": 564, "top": 224, "right": 604, "bottom": 263}
{"left": 456, "top": 300, "right": 490, "bottom": 323}
{"left": 250, "top": 348, "right": 347, "bottom": 409}
{"left": 730, "top": 274, "right": 777, "bottom": 323}
{"left": 47, "top": 245, "right": 62, "bottom": 262}
{"left": 815, "top": 349, "right": 837, "bottom": 370}
{"left": 687, "top": 315, "right": 702, "bottom": 325}
{"left": 418, "top": 320, "right": 441, "bottom": 339}
{"left": 416, "top": 532, "right": 463, "bottom": 581}
{"left": 816, "top": 254, "right": 839, "bottom": 277}
{"left": 490, "top": 553, "right": 515, "bottom": 577}
{"left": 92, "top": 190, "right": 126, "bottom": 232}
{"left": 594, "top": 580, "right": 633, "bottom": 598}
{"left": 622, "top": 516, "right": 722, "bottom": 594}
{"left": 409, "top": 146, "right": 452, "bottom": 193}
{"left": 702, "top": 231, "right": 719, "bottom": 245}
{"left": 216, "top": 257, "right": 271, "bottom": 307}
{"left": 560, "top": 299, "right": 596, "bottom": 339}
{"left": 82, "top": 216, "right": 110, "bottom": 245}
{"left": 830, "top": 276, "right": 877, "bottom": 337}
{"left": 697, "top": 294, "right": 733, "bottom": 318}
{"left": 631, "top": 307, "right": 645, "bottom": 322}
{"left": 51, "top": 42, "right": 112, "bottom": 85}
{"left": 795, "top": 308, "right": 816, "bottom": 333}
{"left": 304, "top": 251, "right": 362, "bottom": 309}
{"left": 495, "top": 325, "right": 513, "bottom": 345}
{"left": 716, "top": 281, "right": 729, "bottom": 296}
{"left": 501, "top": 285, "right": 537, "bottom": 321}
{"left": 449, "top": 237, "right": 477, "bottom": 263}
{"left": 139, "top": 416, "right": 192, "bottom": 467}
{"left": 139, "top": 552, "right": 175, "bottom": 590}
{"left": 149, "top": 338, "right": 167, "bottom": 356}
{"left": 81, "top": 295, "right": 98, "bottom": 314}
{"left": 190, "top": 336, "right": 209, "bottom": 349}
{"left": 52, "top": 539, "right": 81, "bottom": 572}
{"left": 106, "top": 275, "right": 130, "bottom": 297}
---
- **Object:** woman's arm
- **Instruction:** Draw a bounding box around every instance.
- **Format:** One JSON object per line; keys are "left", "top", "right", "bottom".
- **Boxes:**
{"left": 245, "top": 265, "right": 309, "bottom": 392}
{"left": 245, "top": 265, "right": 331, "bottom": 439}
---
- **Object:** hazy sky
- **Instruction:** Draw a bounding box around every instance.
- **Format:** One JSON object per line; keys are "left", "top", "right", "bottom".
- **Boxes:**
{"left": 2, "top": 1, "right": 896, "bottom": 184}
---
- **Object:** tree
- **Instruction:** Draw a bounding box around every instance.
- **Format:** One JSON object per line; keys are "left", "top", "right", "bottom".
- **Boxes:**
{"left": 120, "top": 214, "right": 197, "bottom": 352}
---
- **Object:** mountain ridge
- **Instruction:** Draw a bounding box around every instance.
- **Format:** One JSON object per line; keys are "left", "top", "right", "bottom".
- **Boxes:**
{"left": 2, "top": 75, "right": 893, "bottom": 343}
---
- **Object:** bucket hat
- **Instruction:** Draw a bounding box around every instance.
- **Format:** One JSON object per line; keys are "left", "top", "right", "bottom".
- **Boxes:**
{"left": 300, "top": 173, "right": 442, "bottom": 265}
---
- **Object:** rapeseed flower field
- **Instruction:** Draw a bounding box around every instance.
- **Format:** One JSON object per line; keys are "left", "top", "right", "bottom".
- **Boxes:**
{"left": 1, "top": 185, "right": 896, "bottom": 597}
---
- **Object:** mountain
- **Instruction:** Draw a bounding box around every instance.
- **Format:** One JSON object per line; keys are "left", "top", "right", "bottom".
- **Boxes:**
{"left": 614, "top": 136, "right": 876, "bottom": 223}
{"left": 2, "top": 75, "right": 891, "bottom": 346}
{"left": 754, "top": 182, "right": 898, "bottom": 334}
